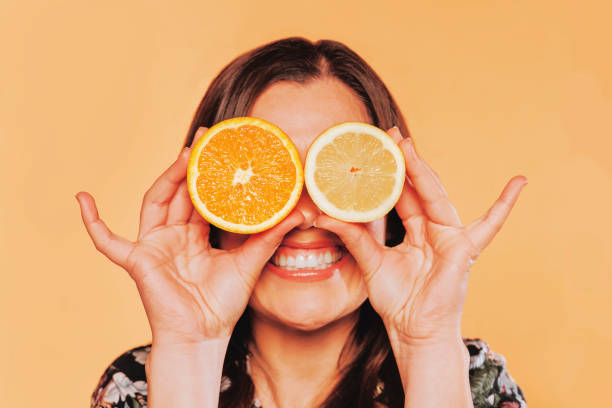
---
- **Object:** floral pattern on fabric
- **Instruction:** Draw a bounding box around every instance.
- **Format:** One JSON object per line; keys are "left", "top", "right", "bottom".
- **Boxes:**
{"left": 91, "top": 339, "right": 526, "bottom": 407}
{"left": 91, "top": 345, "right": 150, "bottom": 408}
{"left": 465, "top": 339, "right": 527, "bottom": 408}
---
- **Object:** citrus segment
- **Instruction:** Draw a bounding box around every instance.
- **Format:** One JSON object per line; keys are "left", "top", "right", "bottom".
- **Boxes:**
{"left": 304, "top": 122, "right": 405, "bottom": 222}
{"left": 187, "top": 117, "right": 303, "bottom": 233}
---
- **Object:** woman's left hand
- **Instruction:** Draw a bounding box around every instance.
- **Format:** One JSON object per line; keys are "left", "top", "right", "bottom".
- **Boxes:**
{"left": 316, "top": 126, "right": 528, "bottom": 346}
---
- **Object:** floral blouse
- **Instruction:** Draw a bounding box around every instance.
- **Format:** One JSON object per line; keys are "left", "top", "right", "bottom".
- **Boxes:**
{"left": 90, "top": 338, "right": 526, "bottom": 408}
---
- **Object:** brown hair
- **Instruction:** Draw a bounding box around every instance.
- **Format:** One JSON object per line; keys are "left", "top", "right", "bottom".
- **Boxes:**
{"left": 185, "top": 37, "right": 408, "bottom": 407}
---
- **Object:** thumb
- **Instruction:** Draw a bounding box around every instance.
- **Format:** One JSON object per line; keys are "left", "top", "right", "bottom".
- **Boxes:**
{"left": 76, "top": 191, "right": 135, "bottom": 272}
{"left": 315, "top": 214, "right": 384, "bottom": 280}
{"left": 234, "top": 210, "right": 305, "bottom": 285}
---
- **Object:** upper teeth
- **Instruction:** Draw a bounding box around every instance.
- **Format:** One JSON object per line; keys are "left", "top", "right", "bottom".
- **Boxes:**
{"left": 272, "top": 250, "right": 342, "bottom": 270}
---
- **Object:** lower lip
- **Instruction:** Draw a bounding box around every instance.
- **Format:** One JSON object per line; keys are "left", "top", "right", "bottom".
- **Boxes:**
{"left": 266, "top": 250, "right": 348, "bottom": 282}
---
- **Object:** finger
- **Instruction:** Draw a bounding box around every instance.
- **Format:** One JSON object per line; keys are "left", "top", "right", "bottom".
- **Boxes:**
{"left": 387, "top": 127, "right": 417, "bottom": 185}
{"left": 138, "top": 147, "right": 191, "bottom": 239}
{"left": 188, "top": 207, "right": 210, "bottom": 228}
{"left": 395, "top": 180, "right": 425, "bottom": 222}
{"left": 167, "top": 181, "right": 193, "bottom": 225}
{"left": 191, "top": 126, "right": 208, "bottom": 147}
{"left": 387, "top": 126, "right": 403, "bottom": 144}
{"left": 465, "top": 176, "right": 528, "bottom": 258}
{"left": 138, "top": 125, "right": 207, "bottom": 237}
{"left": 364, "top": 216, "right": 386, "bottom": 246}
{"left": 387, "top": 127, "right": 425, "bottom": 233}
{"left": 402, "top": 214, "right": 427, "bottom": 248}
{"left": 185, "top": 208, "right": 211, "bottom": 248}
{"left": 181, "top": 126, "right": 211, "bottom": 230}
{"left": 76, "top": 192, "right": 135, "bottom": 268}
{"left": 389, "top": 126, "right": 423, "bottom": 207}
{"left": 314, "top": 214, "right": 385, "bottom": 280}
{"left": 234, "top": 210, "right": 306, "bottom": 285}
{"left": 398, "top": 137, "right": 462, "bottom": 228}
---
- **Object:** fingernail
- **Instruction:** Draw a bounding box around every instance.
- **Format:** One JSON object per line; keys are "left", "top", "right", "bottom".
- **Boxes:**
{"left": 402, "top": 136, "right": 413, "bottom": 149}
{"left": 180, "top": 147, "right": 190, "bottom": 157}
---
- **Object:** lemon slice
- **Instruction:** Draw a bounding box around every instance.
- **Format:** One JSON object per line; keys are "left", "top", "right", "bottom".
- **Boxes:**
{"left": 304, "top": 122, "right": 405, "bottom": 223}
{"left": 187, "top": 117, "right": 303, "bottom": 233}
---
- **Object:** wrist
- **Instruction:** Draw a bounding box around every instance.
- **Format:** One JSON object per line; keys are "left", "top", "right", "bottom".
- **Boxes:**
{"left": 146, "top": 337, "right": 231, "bottom": 408}
{"left": 151, "top": 332, "right": 232, "bottom": 348}
{"left": 151, "top": 327, "right": 233, "bottom": 347}
{"left": 387, "top": 328, "right": 470, "bottom": 380}
{"left": 385, "top": 327, "right": 472, "bottom": 408}
{"left": 147, "top": 336, "right": 230, "bottom": 379}
{"left": 385, "top": 326, "right": 468, "bottom": 359}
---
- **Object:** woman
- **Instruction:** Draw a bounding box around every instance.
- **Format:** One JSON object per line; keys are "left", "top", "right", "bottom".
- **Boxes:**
{"left": 78, "top": 37, "right": 528, "bottom": 407}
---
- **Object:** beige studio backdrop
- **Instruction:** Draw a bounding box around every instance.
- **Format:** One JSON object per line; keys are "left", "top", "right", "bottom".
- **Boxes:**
{"left": 2, "top": 1, "right": 611, "bottom": 407}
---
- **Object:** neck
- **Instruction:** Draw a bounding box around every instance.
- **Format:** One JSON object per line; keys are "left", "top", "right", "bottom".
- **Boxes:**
{"left": 247, "top": 310, "right": 360, "bottom": 408}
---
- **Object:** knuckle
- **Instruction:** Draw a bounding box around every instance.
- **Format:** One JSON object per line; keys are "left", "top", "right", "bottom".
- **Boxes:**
{"left": 92, "top": 240, "right": 103, "bottom": 252}
{"left": 427, "top": 194, "right": 447, "bottom": 206}
{"left": 142, "top": 189, "right": 152, "bottom": 203}
{"left": 97, "top": 236, "right": 112, "bottom": 253}
{"left": 260, "top": 231, "right": 280, "bottom": 247}
{"left": 346, "top": 226, "right": 365, "bottom": 246}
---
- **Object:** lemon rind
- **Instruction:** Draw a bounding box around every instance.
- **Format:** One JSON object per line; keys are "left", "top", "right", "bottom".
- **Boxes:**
{"left": 304, "top": 122, "right": 405, "bottom": 223}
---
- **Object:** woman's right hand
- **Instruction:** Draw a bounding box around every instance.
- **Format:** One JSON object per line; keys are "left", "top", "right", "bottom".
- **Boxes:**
{"left": 76, "top": 127, "right": 304, "bottom": 346}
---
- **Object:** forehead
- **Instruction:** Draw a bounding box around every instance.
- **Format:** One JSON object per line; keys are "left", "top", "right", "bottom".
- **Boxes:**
{"left": 247, "top": 77, "right": 371, "bottom": 158}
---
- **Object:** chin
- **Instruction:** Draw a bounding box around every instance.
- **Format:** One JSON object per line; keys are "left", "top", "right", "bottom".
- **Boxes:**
{"left": 247, "top": 254, "right": 368, "bottom": 332}
{"left": 276, "top": 312, "right": 344, "bottom": 332}
{"left": 251, "top": 296, "right": 366, "bottom": 332}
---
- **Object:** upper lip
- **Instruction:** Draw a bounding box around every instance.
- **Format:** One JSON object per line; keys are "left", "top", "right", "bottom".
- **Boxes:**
{"left": 279, "top": 228, "right": 344, "bottom": 249}
{"left": 280, "top": 238, "right": 343, "bottom": 249}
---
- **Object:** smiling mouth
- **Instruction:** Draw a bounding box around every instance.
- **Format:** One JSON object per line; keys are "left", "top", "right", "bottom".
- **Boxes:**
{"left": 270, "top": 246, "right": 344, "bottom": 270}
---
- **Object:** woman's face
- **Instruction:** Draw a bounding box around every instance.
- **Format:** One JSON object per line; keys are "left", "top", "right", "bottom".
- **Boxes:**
{"left": 217, "top": 77, "right": 386, "bottom": 331}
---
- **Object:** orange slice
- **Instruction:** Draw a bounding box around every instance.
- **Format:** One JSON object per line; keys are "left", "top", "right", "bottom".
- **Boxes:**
{"left": 187, "top": 117, "right": 303, "bottom": 233}
{"left": 304, "top": 122, "right": 405, "bottom": 223}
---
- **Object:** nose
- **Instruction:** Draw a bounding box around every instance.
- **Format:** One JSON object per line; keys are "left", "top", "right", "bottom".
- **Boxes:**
{"left": 294, "top": 188, "right": 321, "bottom": 229}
